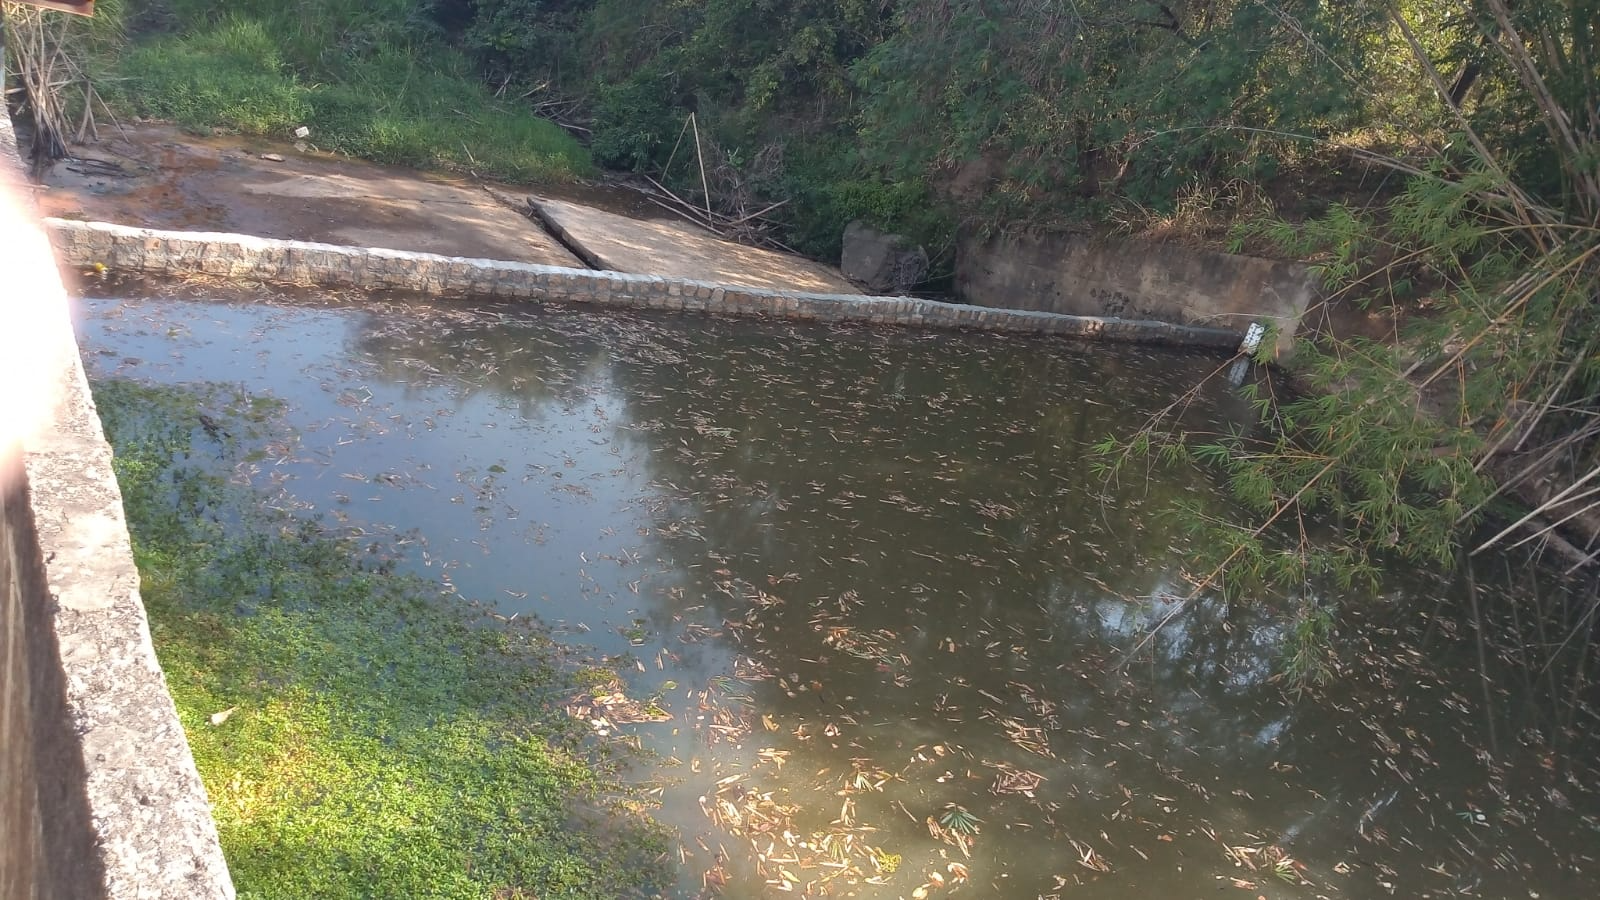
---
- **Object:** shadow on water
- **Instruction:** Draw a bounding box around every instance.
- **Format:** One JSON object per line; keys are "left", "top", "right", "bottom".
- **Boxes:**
{"left": 76, "top": 283, "right": 1600, "bottom": 899}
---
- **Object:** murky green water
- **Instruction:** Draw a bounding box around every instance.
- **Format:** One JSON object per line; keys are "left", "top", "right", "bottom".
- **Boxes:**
{"left": 78, "top": 286, "right": 1599, "bottom": 898}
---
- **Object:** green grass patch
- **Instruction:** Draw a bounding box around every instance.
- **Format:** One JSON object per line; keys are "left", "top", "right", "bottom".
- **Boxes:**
{"left": 93, "top": 379, "right": 667, "bottom": 899}
{"left": 100, "top": 3, "right": 592, "bottom": 183}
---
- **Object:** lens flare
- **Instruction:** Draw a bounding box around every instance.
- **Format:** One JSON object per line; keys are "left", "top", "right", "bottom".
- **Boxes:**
{"left": 0, "top": 169, "right": 73, "bottom": 490}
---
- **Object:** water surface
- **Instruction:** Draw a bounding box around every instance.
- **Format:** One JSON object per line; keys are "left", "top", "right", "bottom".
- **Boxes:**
{"left": 78, "top": 287, "right": 1600, "bottom": 898}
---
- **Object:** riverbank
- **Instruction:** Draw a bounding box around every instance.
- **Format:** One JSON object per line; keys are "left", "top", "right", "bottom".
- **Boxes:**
{"left": 91, "top": 1, "right": 590, "bottom": 185}
{"left": 92, "top": 377, "right": 670, "bottom": 898}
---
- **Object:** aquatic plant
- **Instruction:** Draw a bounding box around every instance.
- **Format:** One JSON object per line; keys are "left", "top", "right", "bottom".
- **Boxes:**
{"left": 937, "top": 804, "right": 981, "bottom": 836}
{"left": 92, "top": 378, "right": 668, "bottom": 898}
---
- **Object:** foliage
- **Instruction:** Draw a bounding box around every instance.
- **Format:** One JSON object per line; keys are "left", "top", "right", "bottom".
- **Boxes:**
{"left": 109, "top": 17, "right": 310, "bottom": 134}
{"left": 94, "top": 378, "right": 668, "bottom": 898}
{"left": 456, "top": 0, "right": 588, "bottom": 89}
{"left": 585, "top": 77, "right": 681, "bottom": 172}
{"left": 443, "top": 1, "right": 1475, "bottom": 258}
{"left": 856, "top": 1, "right": 1383, "bottom": 221}
{"left": 1100, "top": 1, "right": 1600, "bottom": 659}
{"left": 96, "top": 0, "right": 592, "bottom": 183}
{"left": 454, "top": 0, "right": 947, "bottom": 262}
{"left": 773, "top": 135, "right": 950, "bottom": 262}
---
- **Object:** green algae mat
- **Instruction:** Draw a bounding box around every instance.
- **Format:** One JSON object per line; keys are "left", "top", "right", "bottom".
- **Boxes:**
{"left": 93, "top": 379, "right": 668, "bottom": 898}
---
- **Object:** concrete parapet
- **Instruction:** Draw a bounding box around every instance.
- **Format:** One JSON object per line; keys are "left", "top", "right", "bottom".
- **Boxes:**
{"left": 2, "top": 116, "right": 235, "bottom": 899}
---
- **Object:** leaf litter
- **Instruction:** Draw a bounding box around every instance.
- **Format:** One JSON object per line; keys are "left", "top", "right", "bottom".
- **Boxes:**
{"left": 75, "top": 281, "right": 1600, "bottom": 899}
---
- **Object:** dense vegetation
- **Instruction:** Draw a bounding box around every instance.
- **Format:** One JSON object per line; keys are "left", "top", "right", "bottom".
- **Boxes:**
{"left": 1091, "top": 0, "right": 1600, "bottom": 612}
{"left": 436, "top": 1, "right": 1572, "bottom": 257}
{"left": 95, "top": 378, "right": 669, "bottom": 897}
{"left": 39, "top": 3, "right": 1591, "bottom": 259}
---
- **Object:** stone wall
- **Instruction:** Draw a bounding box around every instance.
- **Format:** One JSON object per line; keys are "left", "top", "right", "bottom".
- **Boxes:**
{"left": 2, "top": 458, "right": 104, "bottom": 900}
{"left": 1, "top": 465, "right": 53, "bottom": 900}
{"left": 1, "top": 115, "right": 234, "bottom": 898}
{"left": 46, "top": 219, "right": 1246, "bottom": 351}
{"left": 956, "top": 229, "right": 1317, "bottom": 355}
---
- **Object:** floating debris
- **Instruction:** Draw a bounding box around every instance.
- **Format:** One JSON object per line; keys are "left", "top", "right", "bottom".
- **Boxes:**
{"left": 566, "top": 677, "right": 672, "bottom": 736}
{"left": 76, "top": 287, "right": 1600, "bottom": 900}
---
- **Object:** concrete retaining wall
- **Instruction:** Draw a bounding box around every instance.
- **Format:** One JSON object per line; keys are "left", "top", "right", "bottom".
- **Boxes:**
{"left": 957, "top": 229, "right": 1317, "bottom": 355}
{"left": 2, "top": 117, "right": 234, "bottom": 898}
{"left": 46, "top": 220, "right": 1247, "bottom": 351}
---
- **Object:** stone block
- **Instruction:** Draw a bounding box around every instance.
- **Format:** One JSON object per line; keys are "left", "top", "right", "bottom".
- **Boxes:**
{"left": 841, "top": 220, "right": 929, "bottom": 294}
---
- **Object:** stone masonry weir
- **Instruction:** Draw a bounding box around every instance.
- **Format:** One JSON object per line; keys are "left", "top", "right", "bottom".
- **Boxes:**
{"left": 1, "top": 119, "right": 235, "bottom": 896}
{"left": 45, "top": 219, "right": 1249, "bottom": 350}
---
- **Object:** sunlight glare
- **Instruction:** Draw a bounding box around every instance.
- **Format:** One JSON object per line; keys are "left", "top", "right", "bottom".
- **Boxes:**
{"left": 0, "top": 168, "right": 73, "bottom": 490}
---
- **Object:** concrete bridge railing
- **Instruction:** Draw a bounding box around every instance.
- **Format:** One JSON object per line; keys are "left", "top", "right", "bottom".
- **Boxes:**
{"left": 1, "top": 115, "right": 234, "bottom": 898}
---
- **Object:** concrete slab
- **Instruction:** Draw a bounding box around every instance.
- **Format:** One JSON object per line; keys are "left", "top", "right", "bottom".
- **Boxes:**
{"left": 34, "top": 125, "right": 582, "bottom": 267}
{"left": 526, "top": 194, "right": 861, "bottom": 294}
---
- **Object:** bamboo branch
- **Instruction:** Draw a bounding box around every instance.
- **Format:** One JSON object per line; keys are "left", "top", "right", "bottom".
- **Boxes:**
{"left": 1473, "top": 463, "right": 1600, "bottom": 555}
{"left": 1390, "top": 4, "right": 1545, "bottom": 238}
{"left": 1507, "top": 492, "right": 1600, "bottom": 550}
{"left": 1119, "top": 457, "right": 1340, "bottom": 665}
{"left": 1483, "top": 0, "right": 1600, "bottom": 216}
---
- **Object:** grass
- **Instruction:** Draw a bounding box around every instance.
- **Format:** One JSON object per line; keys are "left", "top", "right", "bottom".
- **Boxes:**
{"left": 97, "top": 1, "right": 592, "bottom": 183}
{"left": 92, "top": 379, "right": 668, "bottom": 899}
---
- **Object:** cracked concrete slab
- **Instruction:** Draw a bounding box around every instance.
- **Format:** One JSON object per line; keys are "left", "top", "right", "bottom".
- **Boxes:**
{"left": 34, "top": 124, "right": 864, "bottom": 296}
{"left": 525, "top": 194, "right": 861, "bottom": 294}
{"left": 34, "top": 124, "right": 582, "bottom": 267}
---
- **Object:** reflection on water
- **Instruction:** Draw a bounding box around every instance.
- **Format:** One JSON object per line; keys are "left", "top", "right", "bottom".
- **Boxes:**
{"left": 78, "top": 287, "right": 1599, "bottom": 899}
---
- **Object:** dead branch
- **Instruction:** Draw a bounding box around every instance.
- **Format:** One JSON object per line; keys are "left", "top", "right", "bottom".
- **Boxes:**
{"left": 1, "top": 1, "right": 104, "bottom": 171}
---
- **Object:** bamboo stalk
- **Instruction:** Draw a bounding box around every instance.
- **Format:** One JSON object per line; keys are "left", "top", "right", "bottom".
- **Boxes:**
{"left": 643, "top": 174, "right": 716, "bottom": 224}
{"left": 1507, "top": 492, "right": 1600, "bottom": 551}
{"left": 689, "top": 112, "right": 713, "bottom": 223}
{"left": 1483, "top": 0, "right": 1600, "bottom": 217}
{"left": 643, "top": 194, "right": 723, "bottom": 234}
{"left": 725, "top": 199, "right": 788, "bottom": 227}
{"left": 1474, "top": 463, "right": 1600, "bottom": 555}
{"left": 1466, "top": 421, "right": 1600, "bottom": 523}
{"left": 661, "top": 114, "right": 693, "bottom": 179}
